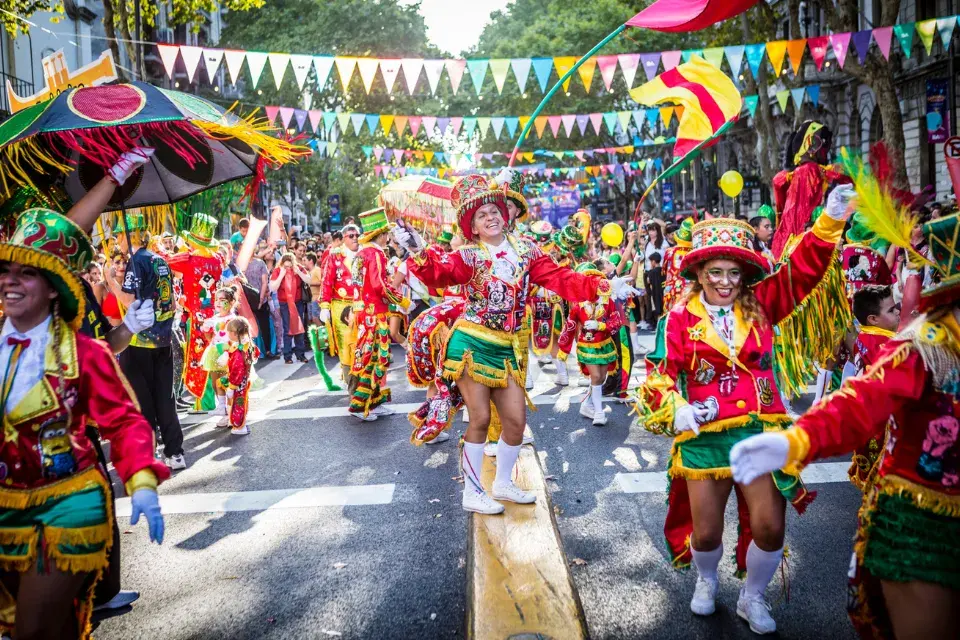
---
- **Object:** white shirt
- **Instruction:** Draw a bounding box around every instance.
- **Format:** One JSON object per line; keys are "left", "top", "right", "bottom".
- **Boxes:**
{"left": 482, "top": 239, "right": 521, "bottom": 284}
{"left": 700, "top": 293, "right": 735, "bottom": 353}
{"left": 0, "top": 315, "right": 51, "bottom": 415}
{"left": 398, "top": 259, "right": 429, "bottom": 301}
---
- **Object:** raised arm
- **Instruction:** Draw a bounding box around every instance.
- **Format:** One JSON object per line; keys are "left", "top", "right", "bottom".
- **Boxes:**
{"left": 528, "top": 253, "right": 609, "bottom": 304}
{"left": 407, "top": 246, "right": 473, "bottom": 289}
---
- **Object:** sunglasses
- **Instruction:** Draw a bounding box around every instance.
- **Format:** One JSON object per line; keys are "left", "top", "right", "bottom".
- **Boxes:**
{"left": 345, "top": 233, "right": 359, "bottom": 239}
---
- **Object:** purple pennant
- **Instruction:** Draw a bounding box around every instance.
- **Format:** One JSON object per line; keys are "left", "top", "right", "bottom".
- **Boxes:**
{"left": 576, "top": 114, "right": 590, "bottom": 135}
{"left": 437, "top": 117, "right": 450, "bottom": 134}
{"left": 852, "top": 29, "right": 873, "bottom": 64}
{"left": 383, "top": 149, "right": 394, "bottom": 162}
{"left": 585, "top": 150, "right": 594, "bottom": 158}
{"left": 484, "top": 153, "right": 494, "bottom": 161}
{"left": 639, "top": 52, "right": 661, "bottom": 81}
{"left": 294, "top": 109, "right": 307, "bottom": 131}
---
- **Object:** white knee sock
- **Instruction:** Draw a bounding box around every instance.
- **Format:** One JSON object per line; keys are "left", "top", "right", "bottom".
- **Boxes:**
{"left": 691, "top": 544, "right": 723, "bottom": 585}
{"left": 591, "top": 384, "right": 604, "bottom": 413}
{"left": 744, "top": 542, "right": 783, "bottom": 598}
{"left": 552, "top": 357, "right": 564, "bottom": 372}
{"left": 462, "top": 442, "right": 487, "bottom": 494}
{"left": 216, "top": 394, "right": 226, "bottom": 409}
{"left": 494, "top": 440, "right": 522, "bottom": 486}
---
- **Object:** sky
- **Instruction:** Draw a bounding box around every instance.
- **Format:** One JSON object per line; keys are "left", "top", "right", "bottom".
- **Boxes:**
{"left": 401, "top": 0, "right": 515, "bottom": 56}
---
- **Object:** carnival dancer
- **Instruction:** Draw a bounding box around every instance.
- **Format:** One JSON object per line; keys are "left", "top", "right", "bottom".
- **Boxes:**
{"left": 661, "top": 217, "right": 693, "bottom": 314}
{"left": 394, "top": 174, "right": 636, "bottom": 515}
{"left": 730, "top": 212, "right": 960, "bottom": 640}
{"left": 200, "top": 286, "right": 240, "bottom": 418}
{"left": 0, "top": 208, "right": 167, "bottom": 639}
{"left": 166, "top": 214, "right": 226, "bottom": 411}
{"left": 349, "top": 207, "right": 410, "bottom": 421}
{"left": 317, "top": 223, "right": 360, "bottom": 387}
{"left": 219, "top": 317, "right": 258, "bottom": 435}
{"left": 558, "top": 262, "right": 624, "bottom": 426}
{"left": 634, "top": 185, "right": 854, "bottom": 634}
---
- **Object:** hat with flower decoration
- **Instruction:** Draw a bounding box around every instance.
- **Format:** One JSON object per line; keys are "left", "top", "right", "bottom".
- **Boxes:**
{"left": 673, "top": 217, "right": 694, "bottom": 248}
{"left": 181, "top": 213, "right": 220, "bottom": 251}
{"left": 679, "top": 218, "right": 769, "bottom": 284}
{"left": 450, "top": 174, "right": 507, "bottom": 242}
{"left": 0, "top": 208, "right": 92, "bottom": 329}
{"left": 492, "top": 168, "right": 528, "bottom": 223}
{"left": 358, "top": 207, "right": 390, "bottom": 244}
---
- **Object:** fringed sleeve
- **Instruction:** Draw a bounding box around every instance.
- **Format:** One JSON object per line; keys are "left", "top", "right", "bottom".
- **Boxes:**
{"left": 635, "top": 308, "right": 689, "bottom": 436}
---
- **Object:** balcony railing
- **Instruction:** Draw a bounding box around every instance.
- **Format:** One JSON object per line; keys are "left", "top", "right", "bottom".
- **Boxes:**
{"left": 0, "top": 71, "right": 35, "bottom": 122}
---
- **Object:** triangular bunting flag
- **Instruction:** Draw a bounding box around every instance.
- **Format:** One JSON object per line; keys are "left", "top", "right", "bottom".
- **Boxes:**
{"left": 518, "top": 116, "right": 529, "bottom": 134}
{"left": 223, "top": 50, "right": 246, "bottom": 85}
{"left": 466, "top": 58, "right": 489, "bottom": 95}
{"left": 702, "top": 47, "right": 725, "bottom": 69}
{"left": 491, "top": 117, "right": 505, "bottom": 140}
{"left": 589, "top": 113, "right": 603, "bottom": 135}
{"left": 807, "top": 84, "right": 820, "bottom": 106}
{"left": 264, "top": 105, "right": 279, "bottom": 125}
{"left": 532, "top": 57, "right": 554, "bottom": 92}
{"left": 776, "top": 89, "right": 790, "bottom": 113}
{"left": 534, "top": 116, "right": 548, "bottom": 138}
{"left": 450, "top": 116, "right": 463, "bottom": 136}
{"left": 462, "top": 117, "right": 477, "bottom": 137}
{"left": 807, "top": 36, "right": 828, "bottom": 70}
{"left": 636, "top": 53, "right": 657, "bottom": 83}
{"left": 873, "top": 26, "right": 893, "bottom": 60}
{"left": 156, "top": 44, "right": 180, "bottom": 79}
{"left": 400, "top": 58, "right": 424, "bottom": 94}
{"left": 790, "top": 87, "right": 805, "bottom": 108}
{"left": 380, "top": 115, "right": 395, "bottom": 135}
{"left": 437, "top": 117, "right": 450, "bottom": 135}
{"left": 785, "top": 39, "right": 806, "bottom": 75}
{"left": 725, "top": 45, "right": 745, "bottom": 78}
{"left": 489, "top": 58, "right": 510, "bottom": 93}
{"left": 423, "top": 60, "right": 445, "bottom": 94}
{"left": 361, "top": 146, "right": 372, "bottom": 159}
{"left": 603, "top": 112, "right": 618, "bottom": 135}
{"left": 365, "top": 114, "right": 379, "bottom": 135}
{"left": 852, "top": 30, "right": 873, "bottom": 65}
{"left": 356, "top": 58, "right": 379, "bottom": 94}
{"left": 308, "top": 110, "right": 322, "bottom": 132}
{"left": 644, "top": 108, "right": 658, "bottom": 128}
{"left": 350, "top": 113, "right": 365, "bottom": 136}
{"left": 938, "top": 16, "right": 957, "bottom": 51}
{"left": 576, "top": 114, "right": 589, "bottom": 136}
{"left": 765, "top": 41, "right": 787, "bottom": 77}
{"left": 313, "top": 56, "right": 334, "bottom": 90}
{"left": 268, "top": 53, "right": 290, "bottom": 89}
{"left": 547, "top": 115, "right": 562, "bottom": 137}
{"left": 335, "top": 57, "right": 358, "bottom": 92}
{"left": 511, "top": 58, "right": 532, "bottom": 94}
{"left": 505, "top": 117, "right": 519, "bottom": 138}
{"left": 394, "top": 115, "right": 408, "bottom": 136}
{"left": 553, "top": 56, "right": 577, "bottom": 91}
{"left": 294, "top": 109, "right": 307, "bottom": 132}
{"left": 744, "top": 95, "right": 759, "bottom": 117}
{"left": 422, "top": 116, "right": 436, "bottom": 135}
{"left": 597, "top": 55, "right": 618, "bottom": 91}
{"left": 659, "top": 106, "right": 675, "bottom": 126}
{"left": 829, "top": 33, "right": 851, "bottom": 68}
{"left": 336, "top": 112, "right": 350, "bottom": 134}
{"left": 179, "top": 45, "right": 203, "bottom": 84}
{"left": 661, "top": 50, "right": 682, "bottom": 71}
{"left": 446, "top": 59, "right": 467, "bottom": 94}
{"left": 476, "top": 117, "right": 490, "bottom": 138}
{"left": 917, "top": 20, "right": 936, "bottom": 55}
{"left": 632, "top": 110, "right": 644, "bottom": 130}
{"left": 202, "top": 48, "right": 223, "bottom": 83}
{"left": 279, "top": 107, "right": 294, "bottom": 129}
{"left": 423, "top": 151, "right": 435, "bottom": 164}
{"left": 577, "top": 57, "right": 597, "bottom": 93}
{"left": 744, "top": 44, "right": 765, "bottom": 78}
{"left": 561, "top": 114, "right": 576, "bottom": 137}
{"left": 894, "top": 23, "right": 914, "bottom": 58}
{"left": 323, "top": 112, "right": 337, "bottom": 131}
{"left": 289, "top": 54, "right": 313, "bottom": 89}
{"left": 380, "top": 59, "right": 402, "bottom": 94}
{"left": 409, "top": 116, "right": 422, "bottom": 137}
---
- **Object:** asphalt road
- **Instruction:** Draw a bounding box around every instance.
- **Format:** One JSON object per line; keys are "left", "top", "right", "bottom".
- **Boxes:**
{"left": 96, "top": 343, "right": 861, "bottom": 640}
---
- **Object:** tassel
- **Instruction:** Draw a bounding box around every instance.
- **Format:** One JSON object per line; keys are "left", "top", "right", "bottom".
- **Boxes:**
{"left": 307, "top": 326, "right": 341, "bottom": 391}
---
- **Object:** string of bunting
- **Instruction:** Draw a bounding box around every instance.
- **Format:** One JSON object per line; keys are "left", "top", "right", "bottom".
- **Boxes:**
{"left": 155, "top": 16, "right": 958, "bottom": 96}
{"left": 370, "top": 158, "right": 657, "bottom": 181}
{"left": 266, "top": 84, "right": 819, "bottom": 138}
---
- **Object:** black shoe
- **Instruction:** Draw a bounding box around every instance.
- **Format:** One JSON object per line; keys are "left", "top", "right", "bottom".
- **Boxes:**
{"left": 285, "top": 358, "right": 294, "bottom": 364}
{"left": 263, "top": 353, "right": 280, "bottom": 360}
{"left": 296, "top": 355, "right": 308, "bottom": 363}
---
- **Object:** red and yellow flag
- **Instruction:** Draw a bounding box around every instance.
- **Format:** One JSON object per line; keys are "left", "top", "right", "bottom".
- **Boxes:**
{"left": 629, "top": 55, "right": 741, "bottom": 160}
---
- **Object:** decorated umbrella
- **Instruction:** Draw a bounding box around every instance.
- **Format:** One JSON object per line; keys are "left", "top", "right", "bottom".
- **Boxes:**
{"left": 378, "top": 175, "right": 456, "bottom": 234}
{"left": 0, "top": 82, "right": 309, "bottom": 211}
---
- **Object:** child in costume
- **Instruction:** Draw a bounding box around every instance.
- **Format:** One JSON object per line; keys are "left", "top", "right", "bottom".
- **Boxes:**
{"left": 634, "top": 185, "right": 854, "bottom": 635}
{"left": 219, "top": 317, "right": 259, "bottom": 435}
{"left": 201, "top": 286, "right": 240, "bottom": 418}
{"left": 394, "top": 174, "right": 637, "bottom": 515}
{"left": 558, "top": 262, "right": 623, "bottom": 426}
{"left": 0, "top": 208, "right": 167, "bottom": 639}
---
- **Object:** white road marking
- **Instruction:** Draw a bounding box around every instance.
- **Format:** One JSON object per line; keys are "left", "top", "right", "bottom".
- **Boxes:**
{"left": 615, "top": 462, "right": 853, "bottom": 494}
{"left": 116, "top": 483, "right": 396, "bottom": 517}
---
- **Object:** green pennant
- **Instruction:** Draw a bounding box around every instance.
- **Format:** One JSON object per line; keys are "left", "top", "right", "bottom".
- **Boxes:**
{"left": 681, "top": 49, "right": 704, "bottom": 63}
{"left": 894, "top": 23, "right": 915, "bottom": 58}
{"left": 702, "top": 47, "right": 726, "bottom": 69}
{"left": 776, "top": 89, "right": 790, "bottom": 113}
{"left": 744, "top": 95, "right": 759, "bottom": 117}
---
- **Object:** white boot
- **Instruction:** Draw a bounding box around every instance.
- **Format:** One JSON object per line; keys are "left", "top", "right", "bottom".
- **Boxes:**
{"left": 590, "top": 384, "right": 606, "bottom": 426}
{"left": 579, "top": 398, "right": 595, "bottom": 419}
{"left": 211, "top": 395, "right": 227, "bottom": 416}
{"left": 462, "top": 442, "right": 503, "bottom": 514}
{"left": 491, "top": 441, "right": 536, "bottom": 504}
{"left": 554, "top": 358, "right": 569, "bottom": 386}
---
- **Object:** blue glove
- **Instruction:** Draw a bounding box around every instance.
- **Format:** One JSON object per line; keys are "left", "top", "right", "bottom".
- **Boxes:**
{"left": 130, "top": 489, "right": 164, "bottom": 544}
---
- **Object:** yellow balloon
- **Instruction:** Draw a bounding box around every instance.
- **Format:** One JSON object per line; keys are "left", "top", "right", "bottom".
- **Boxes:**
{"left": 600, "top": 222, "right": 624, "bottom": 247}
{"left": 719, "top": 170, "right": 744, "bottom": 198}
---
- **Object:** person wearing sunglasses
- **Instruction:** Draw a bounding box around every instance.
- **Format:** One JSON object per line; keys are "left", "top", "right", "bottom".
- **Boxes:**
{"left": 317, "top": 224, "right": 361, "bottom": 390}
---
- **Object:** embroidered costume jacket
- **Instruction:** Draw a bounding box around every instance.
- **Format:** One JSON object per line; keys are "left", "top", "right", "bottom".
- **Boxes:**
{"left": 352, "top": 244, "right": 405, "bottom": 316}
{"left": 557, "top": 298, "right": 624, "bottom": 359}
{"left": 409, "top": 236, "right": 608, "bottom": 336}
{"left": 221, "top": 343, "right": 258, "bottom": 428}
{"left": 319, "top": 246, "right": 359, "bottom": 309}
{"left": 0, "top": 320, "right": 170, "bottom": 490}
{"left": 640, "top": 215, "right": 845, "bottom": 435}
{"left": 661, "top": 245, "right": 690, "bottom": 313}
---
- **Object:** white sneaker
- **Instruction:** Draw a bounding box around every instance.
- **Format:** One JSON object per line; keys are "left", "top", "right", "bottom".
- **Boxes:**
{"left": 93, "top": 589, "right": 140, "bottom": 611}
{"left": 370, "top": 404, "right": 394, "bottom": 417}
{"left": 736, "top": 590, "right": 776, "bottom": 634}
{"left": 555, "top": 367, "right": 569, "bottom": 386}
{"left": 215, "top": 415, "right": 229, "bottom": 428}
{"left": 522, "top": 432, "right": 534, "bottom": 445}
{"left": 639, "top": 321, "right": 651, "bottom": 331}
{"left": 690, "top": 576, "right": 718, "bottom": 616}
{"left": 592, "top": 411, "right": 608, "bottom": 427}
{"left": 425, "top": 431, "right": 451, "bottom": 445}
{"left": 351, "top": 412, "right": 378, "bottom": 422}
{"left": 231, "top": 425, "right": 250, "bottom": 436}
{"left": 538, "top": 355, "right": 551, "bottom": 365}
{"left": 579, "top": 401, "right": 595, "bottom": 419}
{"left": 483, "top": 442, "right": 497, "bottom": 457}
{"left": 525, "top": 375, "right": 535, "bottom": 390}
{"left": 462, "top": 490, "right": 504, "bottom": 514}
{"left": 165, "top": 454, "right": 187, "bottom": 470}
{"left": 210, "top": 404, "right": 227, "bottom": 417}
{"left": 492, "top": 481, "right": 536, "bottom": 504}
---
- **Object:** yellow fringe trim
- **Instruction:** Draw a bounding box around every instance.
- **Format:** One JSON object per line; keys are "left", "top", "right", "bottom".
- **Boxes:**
{"left": 0, "top": 467, "right": 105, "bottom": 510}
{"left": 0, "top": 136, "right": 75, "bottom": 199}
{"left": 190, "top": 115, "right": 311, "bottom": 167}
{"left": 442, "top": 351, "right": 536, "bottom": 410}
{"left": 450, "top": 319, "right": 514, "bottom": 346}
{"left": 671, "top": 413, "right": 792, "bottom": 444}
{"left": 0, "top": 246, "right": 86, "bottom": 330}
{"left": 875, "top": 473, "right": 960, "bottom": 517}
{"left": 45, "top": 523, "right": 111, "bottom": 549}
{"left": 781, "top": 427, "right": 812, "bottom": 476}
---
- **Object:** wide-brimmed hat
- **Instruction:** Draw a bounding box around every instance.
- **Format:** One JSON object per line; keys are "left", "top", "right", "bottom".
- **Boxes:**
{"left": 450, "top": 174, "right": 508, "bottom": 242}
{"left": 574, "top": 261, "right": 603, "bottom": 278}
{"left": 673, "top": 217, "right": 694, "bottom": 248}
{"left": 529, "top": 220, "right": 553, "bottom": 243}
{"left": 0, "top": 208, "right": 92, "bottom": 329}
{"left": 359, "top": 207, "right": 390, "bottom": 244}
{"left": 437, "top": 226, "right": 455, "bottom": 245}
{"left": 920, "top": 212, "right": 960, "bottom": 311}
{"left": 679, "top": 218, "right": 769, "bottom": 284}
{"left": 112, "top": 212, "right": 147, "bottom": 236}
{"left": 182, "top": 213, "right": 220, "bottom": 251}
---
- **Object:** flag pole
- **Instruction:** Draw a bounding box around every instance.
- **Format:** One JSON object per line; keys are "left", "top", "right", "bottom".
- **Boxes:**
{"left": 508, "top": 25, "right": 627, "bottom": 167}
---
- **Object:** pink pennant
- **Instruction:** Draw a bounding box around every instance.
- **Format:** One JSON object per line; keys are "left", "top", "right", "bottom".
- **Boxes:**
{"left": 548, "top": 115, "right": 562, "bottom": 137}
{"left": 264, "top": 105, "right": 280, "bottom": 125}
{"left": 380, "top": 59, "right": 402, "bottom": 93}
{"left": 157, "top": 44, "right": 180, "bottom": 79}
{"left": 807, "top": 36, "right": 829, "bottom": 71}
{"left": 829, "top": 32, "right": 851, "bottom": 69}
{"left": 450, "top": 116, "right": 463, "bottom": 136}
{"left": 597, "top": 55, "right": 619, "bottom": 91}
{"left": 308, "top": 110, "right": 322, "bottom": 132}
{"left": 179, "top": 45, "right": 203, "bottom": 83}
{"left": 561, "top": 114, "right": 576, "bottom": 137}
{"left": 661, "top": 50, "right": 682, "bottom": 71}
{"left": 446, "top": 59, "right": 467, "bottom": 94}
{"left": 619, "top": 53, "right": 641, "bottom": 87}
{"left": 873, "top": 26, "right": 893, "bottom": 59}
{"left": 374, "top": 165, "right": 383, "bottom": 178}
{"left": 575, "top": 150, "right": 585, "bottom": 161}
{"left": 279, "top": 107, "right": 294, "bottom": 129}
{"left": 409, "top": 116, "right": 422, "bottom": 137}
{"left": 374, "top": 147, "right": 384, "bottom": 161}
{"left": 589, "top": 113, "right": 603, "bottom": 135}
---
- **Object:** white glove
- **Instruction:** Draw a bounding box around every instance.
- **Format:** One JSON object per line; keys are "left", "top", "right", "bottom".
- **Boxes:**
{"left": 495, "top": 167, "right": 516, "bottom": 188}
{"left": 729, "top": 432, "right": 791, "bottom": 485}
{"left": 583, "top": 320, "right": 599, "bottom": 331}
{"left": 674, "top": 404, "right": 702, "bottom": 435}
{"left": 123, "top": 298, "right": 155, "bottom": 334}
{"left": 318, "top": 308, "right": 331, "bottom": 324}
{"left": 391, "top": 222, "right": 425, "bottom": 254}
{"left": 825, "top": 184, "right": 856, "bottom": 221}
{"left": 611, "top": 276, "right": 641, "bottom": 301}
{"left": 109, "top": 147, "right": 155, "bottom": 186}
